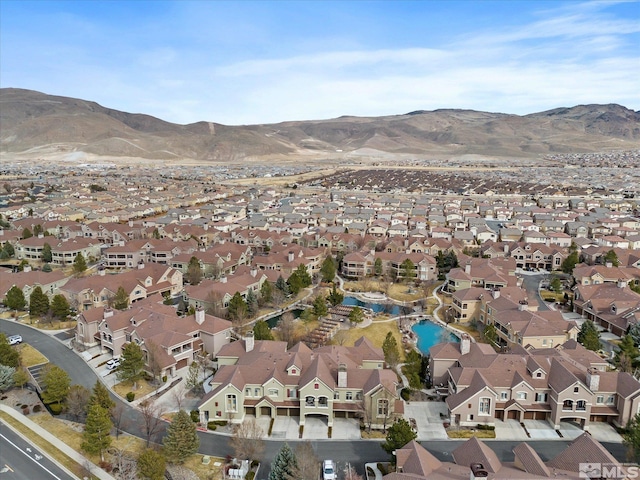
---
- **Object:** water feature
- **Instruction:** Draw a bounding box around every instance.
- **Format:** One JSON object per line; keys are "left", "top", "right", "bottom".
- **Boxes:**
{"left": 266, "top": 309, "right": 303, "bottom": 328}
{"left": 412, "top": 320, "right": 459, "bottom": 354}
{"left": 342, "top": 296, "right": 402, "bottom": 315}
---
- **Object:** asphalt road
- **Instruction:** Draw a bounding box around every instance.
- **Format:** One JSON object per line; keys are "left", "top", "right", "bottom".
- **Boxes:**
{"left": 0, "top": 319, "right": 631, "bottom": 479}
{"left": 0, "top": 423, "right": 76, "bottom": 480}
{"left": 520, "top": 272, "right": 551, "bottom": 311}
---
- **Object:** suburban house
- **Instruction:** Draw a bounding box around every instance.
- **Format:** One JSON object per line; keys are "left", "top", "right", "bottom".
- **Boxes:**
{"left": 430, "top": 336, "right": 640, "bottom": 430}
{"left": 445, "top": 257, "right": 518, "bottom": 292}
{"left": 75, "top": 299, "right": 232, "bottom": 377}
{"left": 197, "top": 335, "right": 401, "bottom": 429}
{"left": 385, "top": 433, "right": 627, "bottom": 480}
{"left": 573, "top": 282, "right": 640, "bottom": 337}
{"left": 0, "top": 268, "right": 70, "bottom": 301}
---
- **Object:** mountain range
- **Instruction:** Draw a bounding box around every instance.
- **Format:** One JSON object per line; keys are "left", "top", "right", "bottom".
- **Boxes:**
{"left": 1, "top": 88, "right": 639, "bottom": 162}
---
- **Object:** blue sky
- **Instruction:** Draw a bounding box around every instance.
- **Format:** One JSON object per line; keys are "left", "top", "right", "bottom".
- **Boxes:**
{"left": 1, "top": 0, "right": 638, "bottom": 125}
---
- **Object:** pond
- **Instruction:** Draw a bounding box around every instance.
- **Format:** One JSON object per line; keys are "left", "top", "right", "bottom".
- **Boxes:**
{"left": 266, "top": 309, "right": 303, "bottom": 328}
{"left": 342, "top": 296, "right": 402, "bottom": 315}
{"left": 412, "top": 319, "right": 459, "bottom": 355}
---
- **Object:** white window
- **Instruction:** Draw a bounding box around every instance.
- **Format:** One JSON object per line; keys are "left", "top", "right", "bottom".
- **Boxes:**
{"left": 346, "top": 392, "right": 353, "bottom": 401}
{"left": 606, "top": 395, "right": 615, "bottom": 405}
{"left": 377, "top": 399, "right": 389, "bottom": 417}
{"left": 479, "top": 397, "right": 491, "bottom": 415}
{"left": 535, "top": 393, "right": 547, "bottom": 403}
{"left": 305, "top": 396, "right": 315, "bottom": 407}
{"left": 500, "top": 392, "right": 508, "bottom": 400}
{"left": 254, "top": 388, "right": 260, "bottom": 396}
{"left": 516, "top": 392, "right": 527, "bottom": 400}
{"left": 245, "top": 388, "right": 251, "bottom": 396}
{"left": 596, "top": 395, "right": 604, "bottom": 404}
{"left": 268, "top": 388, "right": 278, "bottom": 397}
{"left": 226, "top": 394, "right": 237, "bottom": 412}
{"left": 334, "top": 391, "right": 339, "bottom": 400}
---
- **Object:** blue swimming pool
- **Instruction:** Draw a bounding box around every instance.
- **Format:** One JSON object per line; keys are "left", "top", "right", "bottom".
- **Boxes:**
{"left": 412, "top": 320, "right": 459, "bottom": 354}
{"left": 342, "top": 296, "right": 401, "bottom": 315}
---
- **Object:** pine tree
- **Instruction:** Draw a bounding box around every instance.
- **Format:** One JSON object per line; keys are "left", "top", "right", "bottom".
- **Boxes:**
{"left": 117, "top": 342, "right": 145, "bottom": 388}
{"left": 577, "top": 320, "right": 601, "bottom": 351}
{"left": 29, "top": 286, "right": 49, "bottom": 317}
{"left": 327, "top": 283, "right": 344, "bottom": 306}
{"left": 22, "top": 227, "right": 33, "bottom": 239}
{"left": 294, "top": 263, "right": 312, "bottom": 287}
{"left": 260, "top": 280, "right": 273, "bottom": 305}
{"left": 320, "top": 256, "right": 336, "bottom": 283}
{"left": 614, "top": 335, "right": 640, "bottom": 372}
{"left": 42, "top": 242, "right": 52, "bottom": 263}
{"left": 287, "top": 272, "right": 303, "bottom": 295}
{"left": 268, "top": 443, "right": 298, "bottom": 480}
{"left": 0, "top": 365, "right": 16, "bottom": 392}
{"left": 382, "top": 332, "right": 400, "bottom": 369}
{"left": 81, "top": 404, "right": 112, "bottom": 461}
{"left": 348, "top": 306, "right": 365, "bottom": 326}
{"left": 40, "top": 364, "right": 71, "bottom": 406}
{"left": 381, "top": 418, "right": 417, "bottom": 457}
{"left": 4, "top": 285, "right": 26, "bottom": 311}
{"left": 137, "top": 448, "right": 166, "bottom": 480}
{"left": 561, "top": 250, "right": 580, "bottom": 274}
{"left": 185, "top": 256, "right": 203, "bottom": 285}
{"left": 312, "top": 295, "right": 328, "bottom": 317}
{"left": 622, "top": 413, "right": 640, "bottom": 463}
{"left": 88, "top": 380, "right": 115, "bottom": 412}
{"left": 227, "top": 292, "right": 248, "bottom": 322}
{"left": 275, "top": 276, "right": 289, "bottom": 294}
{"left": 0, "top": 334, "right": 20, "bottom": 367}
{"left": 253, "top": 320, "right": 274, "bottom": 340}
{"left": 162, "top": 409, "right": 199, "bottom": 464}
{"left": 400, "top": 259, "right": 416, "bottom": 281}
{"left": 113, "top": 286, "right": 129, "bottom": 310}
{"left": 51, "top": 294, "right": 71, "bottom": 320}
{"left": 246, "top": 289, "right": 259, "bottom": 317}
{"left": 73, "top": 252, "right": 87, "bottom": 274}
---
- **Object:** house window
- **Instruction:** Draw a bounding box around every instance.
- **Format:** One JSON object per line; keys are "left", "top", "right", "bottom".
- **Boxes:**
{"left": 563, "top": 399, "right": 573, "bottom": 411}
{"left": 574, "top": 387, "right": 579, "bottom": 393}
{"left": 334, "top": 392, "right": 339, "bottom": 400}
{"left": 314, "top": 383, "right": 319, "bottom": 390}
{"left": 606, "top": 395, "right": 615, "bottom": 405}
{"left": 535, "top": 393, "right": 548, "bottom": 403}
{"left": 254, "top": 388, "right": 260, "bottom": 396}
{"left": 291, "top": 368, "right": 296, "bottom": 374}
{"left": 536, "top": 372, "right": 542, "bottom": 378}
{"left": 479, "top": 397, "right": 491, "bottom": 415}
{"left": 596, "top": 395, "right": 604, "bottom": 404}
{"left": 516, "top": 392, "right": 527, "bottom": 400}
{"left": 377, "top": 399, "right": 389, "bottom": 417}
{"left": 576, "top": 400, "right": 587, "bottom": 411}
{"left": 346, "top": 392, "right": 353, "bottom": 401}
{"left": 226, "top": 394, "right": 237, "bottom": 412}
{"left": 287, "top": 388, "right": 297, "bottom": 398}
{"left": 305, "top": 396, "right": 315, "bottom": 407}
{"left": 500, "top": 392, "right": 508, "bottom": 400}
{"left": 245, "top": 388, "right": 251, "bottom": 396}
{"left": 318, "top": 396, "right": 328, "bottom": 408}
{"left": 268, "top": 388, "right": 278, "bottom": 397}
{"left": 355, "top": 392, "right": 363, "bottom": 400}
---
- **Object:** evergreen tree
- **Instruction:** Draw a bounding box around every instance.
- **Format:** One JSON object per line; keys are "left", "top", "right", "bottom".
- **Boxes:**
{"left": 312, "top": 295, "right": 328, "bottom": 317}
{"left": 33, "top": 224, "right": 43, "bottom": 236}
{"left": 29, "top": 286, "right": 50, "bottom": 317}
{"left": 185, "top": 361, "right": 201, "bottom": 390}
{"left": 113, "top": 286, "right": 129, "bottom": 310}
{"left": 614, "top": 335, "right": 640, "bottom": 372}
{"left": 381, "top": 418, "right": 417, "bottom": 458}
{"left": 327, "top": 283, "right": 344, "bottom": 306}
{"left": 294, "top": 263, "right": 312, "bottom": 287}
{"left": 137, "top": 448, "right": 166, "bottom": 480}
{"left": 73, "top": 252, "right": 87, "bottom": 274}
{"left": 253, "top": 320, "right": 274, "bottom": 341}
{"left": 22, "top": 227, "right": 33, "bottom": 239}
{"left": 81, "top": 404, "right": 112, "bottom": 461}
{"left": 577, "top": 320, "right": 601, "bottom": 351}
{"left": 51, "top": 294, "right": 71, "bottom": 320}
{"left": 117, "top": 342, "right": 145, "bottom": 388}
{"left": 287, "top": 272, "right": 303, "bottom": 295}
{"left": 561, "top": 250, "right": 580, "bottom": 274}
{"left": 162, "top": 409, "right": 199, "bottom": 464}
{"left": 483, "top": 324, "right": 498, "bottom": 345}
{"left": 260, "top": 280, "right": 273, "bottom": 304}
{"left": 42, "top": 242, "right": 52, "bottom": 263}
{"left": 185, "top": 256, "right": 203, "bottom": 285}
{"left": 268, "top": 443, "right": 298, "bottom": 480}
{"left": 604, "top": 249, "right": 620, "bottom": 267}
{"left": 13, "top": 367, "right": 29, "bottom": 389}
{"left": 374, "top": 257, "right": 383, "bottom": 277}
{"left": 400, "top": 259, "right": 416, "bottom": 281}
{"left": 0, "top": 365, "right": 16, "bottom": 392}
{"left": 88, "top": 380, "right": 115, "bottom": 412}
{"left": 2, "top": 242, "right": 15, "bottom": 258}
{"left": 320, "top": 256, "right": 336, "bottom": 283}
{"left": 227, "top": 292, "right": 248, "bottom": 322}
{"left": 42, "top": 263, "right": 52, "bottom": 272}
{"left": 246, "top": 289, "right": 259, "bottom": 317}
{"left": 382, "top": 332, "right": 400, "bottom": 369}
{"left": 622, "top": 413, "right": 640, "bottom": 463}
{"left": 0, "top": 334, "right": 20, "bottom": 368}
{"left": 40, "top": 364, "right": 71, "bottom": 405}
{"left": 550, "top": 276, "right": 563, "bottom": 294}
{"left": 348, "top": 306, "right": 365, "bottom": 326}
{"left": 4, "top": 285, "right": 26, "bottom": 311}
{"left": 275, "top": 276, "right": 289, "bottom": 295}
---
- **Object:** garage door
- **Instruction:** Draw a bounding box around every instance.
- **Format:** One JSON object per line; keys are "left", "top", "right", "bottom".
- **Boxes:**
{"left": 176, "top": 358, "right": 188, "bottom": 369}
{"left": 523, "top": 412, "right": 534, "bottom": 420}
{"left": 507, "top": 410, "right": 519, "bottom": 420}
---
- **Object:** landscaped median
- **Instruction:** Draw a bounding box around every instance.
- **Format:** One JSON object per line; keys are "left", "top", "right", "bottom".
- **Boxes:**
{"left": 446, "top": 425, "right": 496, "bottom": 439}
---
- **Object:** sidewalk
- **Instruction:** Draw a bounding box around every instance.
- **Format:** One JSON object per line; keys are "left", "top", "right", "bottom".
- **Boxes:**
{"left": 0, "top": 404, "right": 116, "bottom": 480}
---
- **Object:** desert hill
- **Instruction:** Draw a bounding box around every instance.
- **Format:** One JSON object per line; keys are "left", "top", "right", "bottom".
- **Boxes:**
{"left": 1, "top": 88, "right": 638, "bottom": 162}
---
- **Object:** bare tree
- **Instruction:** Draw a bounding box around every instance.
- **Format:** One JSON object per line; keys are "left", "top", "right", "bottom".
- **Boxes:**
{"left": 343, "top": 463, "right": 364, "bottom": 480}
{"left": 205, "top": 290, "right": 226, "bottom": 318}
{"left": 277, "top": 312, "right": 300, "bottom": 349}
{"left": 66, "top": 384, "right": 90, "bottom": 421}
{"left": 171, "top": 382, "right": 189, "bottom": 411}
{"left": 110, "top": 403, "right": 128, "bottom": 440}
{"left": 145, "top": 341, "right": 163, "bottom": 384}
{"left": 332, "top": 330, "right": 348, "bottom": 346}
{"left": 138, "top": 399, "right": 166, "bottom": 447}
{"left": 107, "top": 443, "right": 137, "bottom": 480}
{"left": 286, "top": 441, "right": 320, "bottom": 480}
{"left": 229, "top": 418, "right": 265, "bottom": 462}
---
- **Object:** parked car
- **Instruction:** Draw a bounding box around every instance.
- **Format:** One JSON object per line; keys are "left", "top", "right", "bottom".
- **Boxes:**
{"left": 322, "top": 460, "right": 336, "bottom": 480}
{"left": 106, "top": 358, "right": 120, "bottom": 370}
{"left": 8, "top": 335, "right": 22, "bottom": 345}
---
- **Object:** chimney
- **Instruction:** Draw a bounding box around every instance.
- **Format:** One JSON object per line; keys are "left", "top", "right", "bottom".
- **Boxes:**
{"left": 220, "top": 275, "right": 227, "bottom": 283}
{"left": 103, "top": 308, "right": 114, "bottom": 319}
{"left": 492, "top": 289, "right": 501, "bottom": 299}
{"left": 195, "top": 307, "right": 205, "bottom": 325}
{"left": 465, "top": 261, "right": 471, "bottom": 275}
{"left": 288, "top": 251, "right": 294, "bottom": 262}
{"left": 137, "top": 260, "right": 145, "bottom": 269}
{"left": 338, "top": 363, "right": 347, "bottom": 388}
{"left": 460, "top": 333, "right": 471, "bottom": 355}
{"left": 470, "top": 463, "right": 489, "bottom": 479}
{"left": 245, "top": 331, "right": 254, "bottom": 352}
{"left": 586, "top": 367, "right": 600, "bottom": 391}
{"left": 250, "top": 267, "right": 257, "bottom": 278}
{"left": 617, "top": 278, "right": 626, "bottom": 289}
{"left": 128, "top": 220, "right": 133, "bottom": 227}
{"left": 23, "top": 265, "right": 32, "bottom": 273}
{"left": 38, "top": 233, "right": 44, "bottom": 239}
{"left": 503, "top": 243, "right": 509, "bottom": 254}
{"left": 605, "top": 261, "right": 613, "bottom": 268}
{"left": 98, "top": 266, "right": 105, "bottom": 276}
{"left": 518, "top": 300, "right": 528, "bottom": 311}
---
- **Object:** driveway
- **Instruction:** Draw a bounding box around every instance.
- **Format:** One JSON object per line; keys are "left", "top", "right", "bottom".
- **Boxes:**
{"left": 403, "top": 401, "right": 448, "bottom": 440}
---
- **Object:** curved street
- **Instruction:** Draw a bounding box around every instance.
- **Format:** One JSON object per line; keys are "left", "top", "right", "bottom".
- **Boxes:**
{"left": 0, "top": 319, "right": 630, "bottom": 478}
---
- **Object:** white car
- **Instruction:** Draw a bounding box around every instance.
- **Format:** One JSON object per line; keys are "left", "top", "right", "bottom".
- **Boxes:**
{"left": 8, "top": 335, "right": 22, "bottom": 345}
{"left": 106, "top": 358, "right": 120, "bottom": 370}
{"left": 322, "top": 460, "right": 336, "bottom": 480}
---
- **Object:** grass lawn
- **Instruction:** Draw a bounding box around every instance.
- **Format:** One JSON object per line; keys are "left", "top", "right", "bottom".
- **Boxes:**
{"left": 183, "top": 453, "right": 226, "bottom": 480}
{"left": 337, "top": 320, "right": 405, "bottom": 360}
{"left": 447, "top": 428, "right": 495, "bottom": 439}
{"left": 361, "top": 429, "right": 386, "bottom": 439}
{"left": 0, "top": 412, "right": 99, "bottom": 479}
{"left": 113, "top": 378, "right": 156, "bottom": 399}
{"left": 451, "top": 323, "right": 483, "bottom": 343}
{"left": 16, "top": 343, "right": 48, "bottom": 367}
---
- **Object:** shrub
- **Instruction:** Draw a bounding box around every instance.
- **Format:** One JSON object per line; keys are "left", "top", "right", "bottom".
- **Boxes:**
{"left": 214, "top": 420, "right": 227, "bottom": 426}
{"left": 207, "top": 421, "right": 217, "bottom": 431}
{"left": 328, "top": 426, "right": 332, "bottom": 438}
{"left": 246, "top": 472, "right": 255, "bottom": 480}
{"left": 190, "top": 409, "right": 199, "bottom": 422}
{"left": 126, "top": 392, "right": 135, "bottom": 402}
{"left": 21, "top": 404, "right": 28, "bottom": 409}
{"left": 33, "top": 405, "right": 41, "bottom": 413}
{"left": 401, "top": 388, "right": 412, "bottom": 401}
{"left": 48, "top": 403, "right": 63, "bottom": 415}
{"left": 162, "top": 375, "right": 167, "bottom": 383}
{"left": 22, "top": 407, "right": 30, "bottom": 415}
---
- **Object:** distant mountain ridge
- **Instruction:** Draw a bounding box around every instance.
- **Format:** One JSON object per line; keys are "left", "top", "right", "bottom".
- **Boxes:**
{"left": 1, "top": 88, "right": 639, "bottom": 162}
